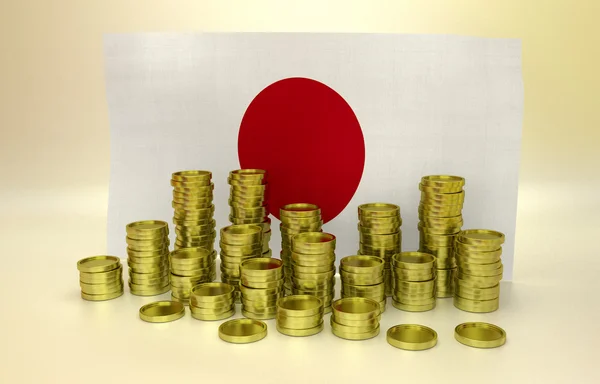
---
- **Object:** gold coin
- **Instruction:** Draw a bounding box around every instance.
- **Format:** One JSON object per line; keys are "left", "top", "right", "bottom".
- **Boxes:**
{"left": 77, "top": 256, "right": 121, "bottom": 273}
{"left": 280, "top": 203, "right": 321, "bottom": 218}
{"left": 391, "top": 299, "right": 436, "bottom": 312}
{"left": 358, "top": 223, "right": 401, "bottom": 235}
{"left": 339, "top": 270, "right": 384, "bottom": 286}
{"left": 139, "top": 301, "right": 185, "bottom": 323}
{"left": 359, "top": 232, "right": 401, "bottom": 246}
{"left": 276, "top": 314, "right": 323, "bottom": 329}
{"left": 80, "top": 281, "right": 123, "bottom": 295}
{"left": 126, "top": 236, "right": 166, "bottom": 248}
{"left": 455, "top": 283, "right": 500, "bottom": 300}
{"left": 229, "top": 169, "right": 266, "bottom": 181}
{"left": 418, "top": 223, "right": 462, "bottom": 235}
{"left": 219, "top": 318, "right": 267, "bottom": 343}
{"left": 129, "top": 283, "right": 170, "bottom": 296}
{"left": 458, "top": 229, "right": 505, "bottom": 246}
{"left": 189, "top": 282, "right": 235, "bottom": 303}
{"left": 392, "top": 252, "right": 436, "bottom": 270}
{"left": 290, "top": 251, "right": 336, "bottom": 267}
{"left": 419, "top": 232, "right": 457, "bottom": 247}
{"left": 392, "top": 268, "right": 436, "bottom": 282}
{"left": 172, "top": 170, "right": 212, "bottom": 182}
{"left": 455, "top": 250, "right": 502, "bottom": 264}
{"left": 240, "top": 257, "right": 282, "bottom": 277}
{"left": 126, "top": 247, "right": 169, "bottom": 258}
{"left": 277, "top": 295, "right": 323, "bottom": 317}
{"left": 421, "top": 175, "right": 465, "bottom": 189}
{"left": 330, "top": 318, "right": 378, "bottom": 334}
{"left": 220, "top": 224, "right": 263, "bottom": 246}
{"left": 291, "top": 263, "right": 334, "bottom": 274}
{"left": 79, "top": 262, "right": 123, "bottom": 282}
{"left": 340, "top": 255, "right": 385, "bottom": 275}
{"left": 126, "top": 220, "right": 169, "bottom": 238}
{"left": 127, "top": 254, "right": 166, "bottom": 265}
{"left": 387, "top": 324, "right": 437, "bottom": 351}
{"left": 240, "top": 284, "right": 282, "bottom": 298}
{"left": 455, "top": 273, "right": 502, "bottom": 287}
{"left": 80, "top": 290, "right": 123, "bottom": 301}
{"left": 291, "top": 232, "right": 336, "bottom": 254}
{"left": 291, "top": 277, "right": 334, "bottom": 291}
{"left": 170, "top": 247, "right": 213, "bottom": 265}
{"left": 190, "top": 308, "right": 236, "bottom": 321}
{"left": 332, "top": 297, "right": 380, "bottom": 321}
{"left": 454, "top": 322, "right": 506, "bottom": 348}
{"left": 341, "top": 283, "right": 386, "bottom": 296}
{"left": 241, "top": 278, "right": 284, "bottom": 290}
{"left": 276, "top": 321, "right": 324, "bottom": 337}
{"left": 459, "top": 264, "right": 503, "bottom": 277}
{"left": 454, "top": 295, "right": 499, "bottom": 313}
{"left": 392, "top": 295, "right": 436, "bottom": 306}
{"left": 331, "top": 324, "right": 380, "bottom": 340}
{"left": 455, "top": 240, "right": 500, "bottom": 253}
{"left": 358, "top": 203, "right": 400, "bottom": 218}
{"left": 418, "top": 204, "right": 463, "bottom": 218}
{"left": 419, "top": 181, "right": 463, "bottom": 194}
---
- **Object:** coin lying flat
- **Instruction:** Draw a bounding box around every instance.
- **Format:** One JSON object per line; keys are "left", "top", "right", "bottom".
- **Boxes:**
{"left": 139, "top": 301, "right": 185, "bottom": 323}
{"left": 77, "top": 256, "right": 121, "bottom": 273}
{"left": 387, "top": 324, "right": 437, "bottom": 351}
{"left": 454, "top": 322, "right": 506, "bottom": 348}
{"left": 218, "top": 319, "right": 268, "bottom": 343}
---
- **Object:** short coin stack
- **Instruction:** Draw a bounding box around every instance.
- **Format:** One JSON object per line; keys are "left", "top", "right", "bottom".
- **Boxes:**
{"left": 279, "top": 203, "right": 323, "bottom": 295}
{"left": 126, "top": 220, "right": 170, "bottom": 296}
{"left": 454, "top": 229, "right": 505, "bottom": 313}
{"left": 171, "top": 170, "right": 216, "bottom": 252}
{"left": 418, "top": 175, "right": 465, "bottom": 298}
{"left": 291, "top": 232, "right": 336, "bottom": 313}
{"left": 340, "top": 255, "right": 386, "bottom": 313}
{"left": 219, "top": 224, "right": 263, "bottom": 301}
{"left": 240, "top": 258, "right": 284, "bottom": 319}
{"left": 391, "top": 252, "right": 437, "bottom": 312}
{"left": 169, "top": 247, "right": 216, "bottom": 304}
{"left": 78, "top": 256, "right": 124, "bottom": 301}
{"left": 189, "top": 282, "right": 236, "bottom": 321}
{"left": 276, "top": 295, "right": 324, "bottom": 337}
{"left": 228, "top": 169, "right": 272, "bottom": 257}
{"left": 357, "top": 203, "right": 402, "bottom": 297}
{"left": 331, "top": 297, "right": 381, "bottom": 340}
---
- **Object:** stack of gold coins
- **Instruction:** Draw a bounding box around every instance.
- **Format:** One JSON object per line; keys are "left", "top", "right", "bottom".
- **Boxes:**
{"left": 126, "top": 220, "right": 170, "bottom": 296}
{"left": 279, "top": 203, "right": 323, "bottom": 295}
{"left": 357, "top": 203, "right": 402, "bottom": 297}
{"left": 240, "top": 258, "right": 284, "bottom": 319}
{"left": 219, "top": 224, "right": 263, "bottom": 301}
{"left": 454, "top": 229, "right": 505, "bottom": 313}
{"left": 331, "top": 297, "right": 381, "bottom": 340}
{"left": 276, "top": 295, "right": 324, "bottom": 336}
{"left": 291, "top": 232, "right": 336, "bottom": 313}
{"left": 189, "top": 282, "right": 236, "bottom": 321}
{"left": 418, "top": 175, "right": 465, "bottom": 298}
{"left": 169, "top": 247, "right": 216, "bottom": 304}
{"left": 228, "top": 169, "right": 272, "bottom": 257}
{"left": 340, "top": 255, "right": 386, "bottom": 313}
{"left": 78, "top": 256, "right": 124, "bottom": 301}
{"left": 171, "top": 170, "right": 216, "bottom": 252}
{"left": 391, "top": 252, "right": 437, "bottom": 312}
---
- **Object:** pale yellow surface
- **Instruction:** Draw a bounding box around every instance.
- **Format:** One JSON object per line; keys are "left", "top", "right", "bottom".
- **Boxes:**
{"left": 1, "top": 1, "right": 599, "bottom": 383}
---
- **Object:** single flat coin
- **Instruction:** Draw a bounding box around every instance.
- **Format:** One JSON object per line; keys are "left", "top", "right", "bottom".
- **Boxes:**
{"left": 458, "top": 229, "right": 505, "bottom": 246}
{"left": 218, "top": 319, "right": 267, "bottom": 344}
{"left": 139, "top": 301, "right": 185, "bottom": 323}
{"left": 77, "top": 256, "right": 120, "bottom": 273}
{"left": 387, "top": 324, "right": 437, "bottom": 351}
{"left": 454, "top": 322, "right": 506, "bottom": 348}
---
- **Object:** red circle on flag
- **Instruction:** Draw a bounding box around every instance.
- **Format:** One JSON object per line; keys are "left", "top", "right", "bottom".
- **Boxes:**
{"left": 238, "top": 77, "right": 365, "bottom": 224}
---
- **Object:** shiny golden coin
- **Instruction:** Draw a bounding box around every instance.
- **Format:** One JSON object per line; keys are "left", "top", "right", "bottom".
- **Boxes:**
{"left": 358, "top": 244, "right": 399, "bottom": 258}
{"left": 277, "top": 295, "right": 323, "bottom": 317}
{"left": 130, "top": 275, "right": 169, "bottom": 287}
{"left": 392, "top": 299, "right": 436, "bottom": 312}
{"left": 392, "top": 252, "right": 436, "bottom": 270}
{"left": 455, "top": 249, "right": 502, "bottom": 264}
{"left": 455, "top": 283, "right": 500, "bottom": 300}
{"left": 387, "top": 324, "right": 437, "bottom": 351}
{"left": 418, "top": 203, "right": 463, "bottom": 217}
{"left": 455, "top": 322, "right": 506, "bottom": 348}
{"left": 172, "top": 191, "right": 214, "bottom": 202}
{"left": 340, "top": 255, "right": 385, "bottom": 275}
{"left": 292, "top": 268, "right": 335, "bottom": 280}
{"left": 170, "top": 247, "right": 213, "bottom": 265}
{"left": 220, "top": 247, "right": 262, "bottom": 259}
{"left": 455, "top": 240, "right": 500, "bottom": 253}
{"left": 230, "top": 207, "right": 268, "bottom": 219}
{"left": 418, "top": 181, "right": 463, "bottom": 194}
{"left": 291, "top": 286, "right": 334, "bottom": 297}
{"left": 291, "top": 262, "right": 334, "bottom": 275}
{"left": 432, "top": 257, "right": 456, "bottom": 269}
{"left": 126, "top": 247, "right": 169, "bottom": 258}
{"left": 129, "top": 284, "right": 170, "bottom": 296}
{"left": 127, "top": 253, "right": 166, "bottom": 265}
{"left": 240, "top": 284, "right": 282, "bottom": 298}
{"left": 392, "top": 269, "right": 435, "bottom": 282}
{"left": 219, "top": 318, "right": 267, "bottom": 344}
{"left": 291, "top": 232, "right": 336, "bottom": 254}
{"left": 276, "top": 321, "right": 324, "bottom": 337}
{"left": 455, "top": 273, "right": 502, "bottom": 287}
{"left": 392, "top": 294, "right": 436, "bottom": 306}
{"left": 240, "top": 257, "right": 282, "bottom": 277}
{"left": 358, "top": 223, "right": 401, "bottom": 235}
{"left": 171, "top": 178, "right": 214, "bottom": 190}
{"left": 229, "top": 168, "right": 266, "bottom": 181}
{"left": 126, "top": 236, "right": 166, "bottom": 248}
{"left": 129, "top": 268, "right": 168, "bottom": 281}
{"left": 174, "top": 267, "right": 216, "bottom": 279}
{"left": 80, "top": 290, "right": 123, "bottom": 301}
{"left": 280, "top": 203, "right": 321, "bottom": 218}
{"left": 332, "top": 297, "right": 380, "bottom": 321}
{"left": 459, "top": 264, "right": 503, "bottom": 277}
{"left": 359, "top": 215, "right": 402, "bottom": 227}
{"left": 418, "top": 223, "right": 462, "bottom": 236}
{"left": 242, "top": 278, "right": 284, "bottom": 290}
{"left": 359, "top": 232, "right": 401, "bottom": 246}
{"left": 172, "top": 218, "right": 214, "bottom": 227}
{"left": 276, "top": 312, "right": 323, "bottom": 327}
{"left": 77, "top": 256, "right": 121, "bottom": 273}
{"left": 126, "top": 220, "right": 169, "bottom": 237}
{"left": 190, "top": 298, "right": 234, "bottom": 311}
{"left": 241, "top": 272, "right": 284, "bottom": 286}
{"left": 330, "top": 318, "right": 378, "bottom": 334}
{"left": 79, "top": 266, "right": 123, "bottom": 284}
{"left": 128, "top": 262, "right": 169, "bottom": 275}
{"left": 340, "top": 271, "right": 384, "bottom": 286}
{"left": 80, "top": 281, "right": 124, "bottom": 295}
{"left": 332, "top": 324, "right": 380, "bottom": 340}
{"left": 419, "top": 232, "right": 457, "bottom": 247}
{"left": 241, "top": 306, "right": 277, "bottom": 319}
{"left": 341, "top": 283, "right": 386, "bottom": 296}
{"left": 458, "top": 229, "right": 505, "bottom": 247}
{"left": 172, "top": 170, "right": 212, "bottom": 182}
{"left": 454, "top": 295, "right": 499, "bottom": 313}
{"left": 229, "top": 215, "right": 269, "bottom": 225}
{"left": 290, "top": 252, "right": 336, "bottom": 267}
{"left": 291, "top": 277, "right": 334, "bottom": 291}
{"left": 189, "top": 282, "right": 234, "bottom": 303}
{"left": 421, "top": 175, "right": 465, "bottom": 189}
{"left": 358, "top": 203, "right": 400, "bottom": 218}
{"left": 190, "top": 308, "right": 236, "bottom": 321}
{"left": 139, "top": 301, "right": 184, "bottom": 323}
{"left": 220, "top": 224, "right": 263, "bottom": 246}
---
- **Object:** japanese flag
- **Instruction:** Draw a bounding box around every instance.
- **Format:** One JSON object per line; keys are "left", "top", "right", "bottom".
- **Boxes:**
{"left": 104, "top": 33, "right": 522, "bottom": 279}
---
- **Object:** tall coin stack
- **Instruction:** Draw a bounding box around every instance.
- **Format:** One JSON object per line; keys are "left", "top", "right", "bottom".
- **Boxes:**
{"left": 78, "top": 256, "right": 124, "bottom": 301}
{"left": 454, "top": 229, "right": 505, "bottom": 313}
{"left": 169, "top": 247, "right": 216, "bottom": 304}
{"left": 219, "top": 224, "right": 263, "bottom": 301}
{"left": 189, "top": 282, "right": 236, "bottom": 321}
{"left": 276, "top": 295, "right": 325, "bottom": 337}
{"left": 290, "top": 232, "right": 336, "bottom": 313}
{"left": 126, "top": 220, "right": 170, "bottom": 296}
{"left": 339, "top": 255, "right": 386, "bottom": 313}
{"left": 418, "top": 175, "right": 465, "bottom": 298}
{"left": 331, "top": 297, "right": 381, "bottom": 340}
{"left": 228, "top": 169, "right": 272, "bottom": 257}
{"left": 240, "top": 258, "right": 284, "bottom": 319}
{"left": 171, "top": 170, "right": 216, "bottom": 252}
{"left": 391, "top": 252, "right": 437, "bottom": 312}
{"left": 279, "top": 203, "right": 323, "bottom": 296}
{"left": 357, "top": 203, "right": 402, "bottom": 297}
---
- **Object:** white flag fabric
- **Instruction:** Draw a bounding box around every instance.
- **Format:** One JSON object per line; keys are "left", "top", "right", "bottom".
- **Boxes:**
{"left": 104, "top": 33, "right": 523, "bottom": 280}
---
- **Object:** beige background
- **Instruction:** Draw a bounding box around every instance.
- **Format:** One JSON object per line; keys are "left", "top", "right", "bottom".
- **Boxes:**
{"left": 1, "top": 1, "right": 599, "bottom": 383}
